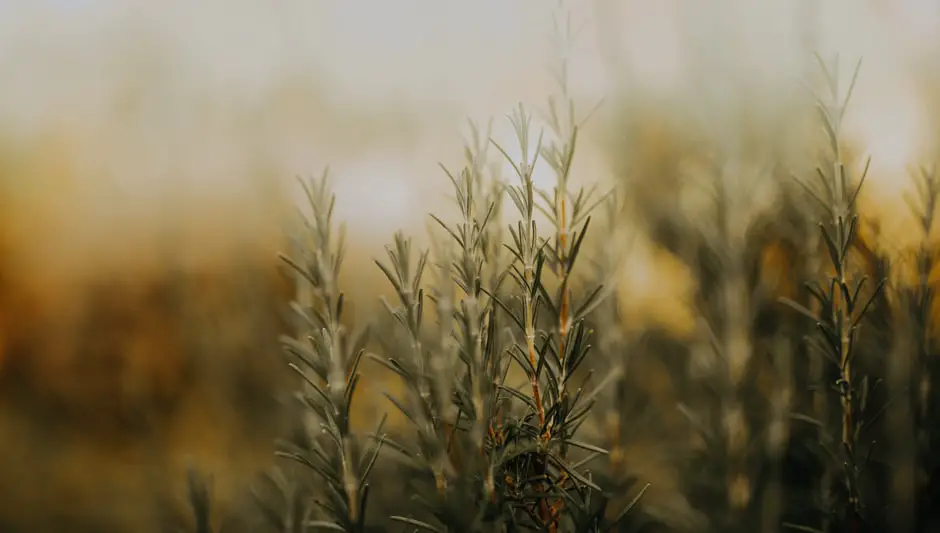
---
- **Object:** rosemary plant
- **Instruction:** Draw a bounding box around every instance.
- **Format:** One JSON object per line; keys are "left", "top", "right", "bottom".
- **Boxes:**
{"left": 275, "top": 172, "right": 388, "bottom": 533}
{"left": 897, "top": 164, "right": 940, "bottom": 532}
{"left": 780, "top": 55, "right": 886, "bottom": 533}
{"left": 360, "top": 102, "right": 648, "bottom": 532}
{"left": 675, "top": 150, "right": 778, "bottom": 533}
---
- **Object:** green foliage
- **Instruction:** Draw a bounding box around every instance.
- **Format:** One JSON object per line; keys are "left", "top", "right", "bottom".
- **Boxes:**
{"left": 170, "top": 17, "right": 940, "bottom": 533}
{"left": 778, "top": 54, "right": 885, "bottom": 533}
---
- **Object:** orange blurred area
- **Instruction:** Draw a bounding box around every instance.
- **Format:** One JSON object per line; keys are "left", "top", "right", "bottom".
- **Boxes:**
{"left": 0, "top": 137, "right": 294, "bottom": 532}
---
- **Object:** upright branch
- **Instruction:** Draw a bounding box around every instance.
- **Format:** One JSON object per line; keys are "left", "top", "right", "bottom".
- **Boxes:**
{"left": 903, "top": 164, "right": 940, "bottom": 422}
{"left": 278, "top": 172, "right": 385, "bottom": 533}
{"left": 492, "top": 104, "right": 548, "bottom": 431}
{"left": 430, "top": 155, "right": 501, "bottom": 485}
{"left": 680, "top": 151, "right": 765, "bottom": 521}
{"left": 543, "top": 8, "right": 577, "bottom": 400}
{"left": 489, "top": 97, "right": 633, "bottom": 531}
{"left": 372, "top": 233, "right": 454, "bottom": 482}
{"left": 537, "top": 1, "right": 610, "bottom": 443}
{"left": 374, "top": 128, "right": 513, "bottom": 533}
{"left": 781, "top": 54, "right": 885, "bottom": 532}
{"left": 900, "top": 164, "right": 940, "bottom": 530}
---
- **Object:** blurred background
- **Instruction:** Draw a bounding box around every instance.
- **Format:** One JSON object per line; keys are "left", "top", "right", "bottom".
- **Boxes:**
{"left": 1, "top": 0, "right": 940, "bottom": 531}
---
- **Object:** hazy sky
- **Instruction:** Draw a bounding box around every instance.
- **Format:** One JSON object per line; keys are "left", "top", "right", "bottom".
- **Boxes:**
{"left": 1, "top": 0, "right": 939, "bottom": 247}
